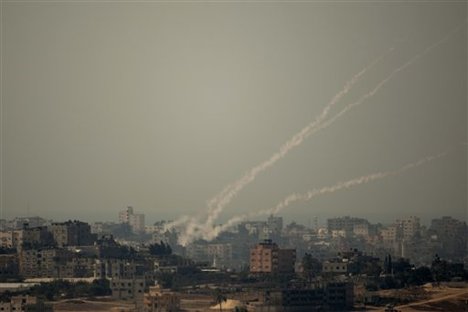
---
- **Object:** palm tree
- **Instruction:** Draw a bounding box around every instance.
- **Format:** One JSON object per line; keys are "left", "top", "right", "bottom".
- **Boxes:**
{"left": 214, "top": 288, "right": 227, "bottom": 312}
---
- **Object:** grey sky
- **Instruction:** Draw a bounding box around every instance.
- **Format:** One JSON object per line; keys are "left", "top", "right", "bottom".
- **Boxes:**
{"left": 1, "top": 2, "right": 466, "bottom": 225}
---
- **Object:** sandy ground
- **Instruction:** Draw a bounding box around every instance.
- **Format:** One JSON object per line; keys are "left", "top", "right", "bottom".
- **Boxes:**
{"left": 53, "top": 298, "right": 135, "bottom": 312}
{"left": 51, "top": 284, "right": 468, "bottom": 312}
{"left": 370, "top": 284, "right": 468, "bottom": 312}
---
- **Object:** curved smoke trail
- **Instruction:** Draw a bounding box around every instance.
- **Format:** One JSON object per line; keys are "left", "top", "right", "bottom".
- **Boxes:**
{"left": 203, "top": 49, "right": 393, "bottom": 227}
{"left": 171, "top": 49, "right": 393, "bottom": 244}
{"left": 206, "top": 151, "right": 448, "bottom": 239}
{"left": 175, "top": 20, "right": 464, "bottom": 246}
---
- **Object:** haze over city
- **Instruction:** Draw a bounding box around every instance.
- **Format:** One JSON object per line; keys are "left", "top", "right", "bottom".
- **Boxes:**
{"left": 1, "top": 2, "right": 466, "bottom": 227}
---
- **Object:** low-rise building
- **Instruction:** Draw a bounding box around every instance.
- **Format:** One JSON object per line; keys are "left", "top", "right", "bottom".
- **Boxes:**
{"left": 0, "top": 295, "right": 37, "bottom": 312}
{"left": 49, "top": 220, "right": 96, "bottom": 247}
{"left": 143, "top": 284, "right": 180, "bottom": 312}
{"left": 110, "top": 277, "right": 146, "bottom": 301}
{"left": 250, "top": 239, "right": 296, "bottom": 274}
{"left": 0, "top": 254, "right": 19, "bottom": 279}
{"left": 186, "top": 243, "right": 233, "bottom": 268}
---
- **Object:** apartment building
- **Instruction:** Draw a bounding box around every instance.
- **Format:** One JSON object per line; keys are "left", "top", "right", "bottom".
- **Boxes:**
{"left": 143, "top": 284, "right": 180, "bottom": 312}
{"left": 250, "top": 239, "right": 296, "bottom": 274}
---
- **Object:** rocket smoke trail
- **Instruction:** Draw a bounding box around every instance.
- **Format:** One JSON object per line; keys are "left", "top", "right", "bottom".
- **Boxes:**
{"left": 167, "top": 48, "right": 394, "bottom": 240}
{"left": 205, "top": 151, "right": 448, "bottom": 240}
{"left": 202, "top": 49, "right": 393, "bottom": 228}
{"left": 171, "top": 48, "right": 393, "bottom": 241}
{"left": 175, "top": 20, "right": 464, "bottom": 246}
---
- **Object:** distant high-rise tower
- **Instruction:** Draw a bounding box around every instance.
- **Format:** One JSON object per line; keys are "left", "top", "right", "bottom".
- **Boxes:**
{"left": 119, "top": 206, "right": 134, "bottom": 224}
{"left": 118, "top": 206, "right": 145, "bottom": 233}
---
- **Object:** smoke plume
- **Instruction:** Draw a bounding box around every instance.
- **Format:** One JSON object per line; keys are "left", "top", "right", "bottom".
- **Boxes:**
{"left": 171, "top": 49, "right": 392, "bottom": 243}
{"left": 207, "top": 151, "right": 447, "bottom": 239}
{"left": 173, "top": 20, "right": 463, "bottom": 246}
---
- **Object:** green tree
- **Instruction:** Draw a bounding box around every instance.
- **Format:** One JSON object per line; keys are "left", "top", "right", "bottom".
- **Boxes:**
{"left": 149, "top": 241, "right": 172, "bottom": 256}
{"left": 213, "top": 288, "right": 227, "bottom": 312}
{"left": 302, "top": 253, "right": 322, "bottom": 282}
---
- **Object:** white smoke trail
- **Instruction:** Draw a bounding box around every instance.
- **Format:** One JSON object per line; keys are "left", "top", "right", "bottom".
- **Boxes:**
{"left": 162, "top": 215, "right": 190, "bottom": 232}
{"left": 172, "top": 49, "right": 393, "bottom": 243}
{"left": 201, "top": 49, "right": 393, "bottom": 229}
{"left": 207, "top": 151, "right": 448, "bottom": 239}
{"left": 192, "top": 24, "right": 463, "bottom": 243}
{"left": 172, "top": 49, "right": 392, "bottom": 244}
{"left": 175, "top": 20, "right": 464, "bottom": 245}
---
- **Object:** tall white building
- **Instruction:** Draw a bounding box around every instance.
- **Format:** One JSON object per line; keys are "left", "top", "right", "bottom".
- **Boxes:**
{"left": 119, "top": 206, "right": 134, "bottom": 224}
{"left": 118, "top": 206, "right": 145, "bottom": 233}
{"left": 129, "top": 214, "right": 145, "bottom": 233}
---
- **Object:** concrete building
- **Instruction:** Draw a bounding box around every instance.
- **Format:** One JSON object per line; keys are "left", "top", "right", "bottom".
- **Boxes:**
{"left": 94, "top": 259, "right": 145, "bottom": 279}
{"left": 143, "top": 284, "right": 180, "bottom": 312}
{"left": 322, "top": 259, "right": 348, "bottom": 274}
{"left": 95, "top": 258, "right": 151, "bottom": 302}
{"left": 326, "top": 282, "right": 354, "bottom": 311}
{"left": 129, "top": 214, "right": 145, "bottom": 233}
{"left": 0, "top": 231, "right": 13, "bottom": 248}
{"left": 266, "top": 215, "right": 283, "bottom": 239}
{"left": 49, "top": 221, "right": 95, "bottom": 247}
{"left": 327, "top": 217, "right": 369, "bottom": 236}
{"left": 248, "top": 282, "right": 353, "bottom": 311}
{"left": 186, "top": 243, "right": 233, "bottom": 268}
{"left": 0, "top": 226, "right": 54, "bottom": 249}
{"left": 119, "top": 206, "right": 134, "bottom": 223}
{"left": 0, "top": 295, "right": 37, "bottom": 312}
{"left": 353, "top": 223, "right": 369, "bottom": 238}
{"left": 250, "top": 239, "right": 296, "bottom": 274}
{"left": 430, "top": 216, "right": 467, "bottom": 261}
{"left": 380, "top": 225, "right": 401, "bottom": 244}
{"left": 430, "top": 216, "right": 466, "bottom": 238}
{"left": 6, "top": 217, "right": 49, "bottom": 230}
{"left": 397, "top": 216, "right": 420, "bottom": 240}
{"left": 0, "top": 254, "right": 19, "bottom": 279}
{"left": 119, "top": 206, "right": 145, "bottom": 233}
{"left": 110, "top": 277, "right": 146, "bottom": 301}
{"left": 18, "top": 248, "right": 66, "bottom": 278}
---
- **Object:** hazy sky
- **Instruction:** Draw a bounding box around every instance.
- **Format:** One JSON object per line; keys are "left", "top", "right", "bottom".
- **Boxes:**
{"left": 1, "top": 1, "right": 466, "bottom": 225}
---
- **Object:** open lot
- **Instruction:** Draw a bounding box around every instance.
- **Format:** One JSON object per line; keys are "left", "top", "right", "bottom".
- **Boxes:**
{"left": 369, "top": 284, "right": 468, "bottom": 312}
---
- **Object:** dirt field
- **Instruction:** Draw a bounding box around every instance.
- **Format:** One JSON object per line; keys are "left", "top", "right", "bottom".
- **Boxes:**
{"left": 370, "top": 284, "right": 468, "bottom": 312}
{"left": 53, "top": 298, "right": 135, "bottom": 312}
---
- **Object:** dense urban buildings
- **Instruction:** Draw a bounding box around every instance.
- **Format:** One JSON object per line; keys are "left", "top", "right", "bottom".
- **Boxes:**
{"left": 0, "top": 212, "right": 465, "bottom": 311}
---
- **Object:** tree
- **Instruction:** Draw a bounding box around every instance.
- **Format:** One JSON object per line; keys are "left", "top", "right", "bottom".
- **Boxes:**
{"left": 384, "top": 254, "right": 392, "bottom": 274}
{"left": 302, "top": 253, "right": 322, "bottom": 282}
{"left": 362, "top": 261, "right": 382, "bottom": 277}
{"left": 149, "top": 241, "right": 172, "bottom": 256}
{"left": 408, "top": 266, "right": 433, "bottom": 285}
{"left": 89, "top": 279, "right": 111, "bottom": 296}
{"left": 213, "top": 288, "right": 227, "bottom": 312}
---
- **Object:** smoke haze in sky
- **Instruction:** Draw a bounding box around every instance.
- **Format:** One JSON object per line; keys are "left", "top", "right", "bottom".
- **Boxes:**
{"left": 1, "top": 3, "right": 466, "bottom": 224}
